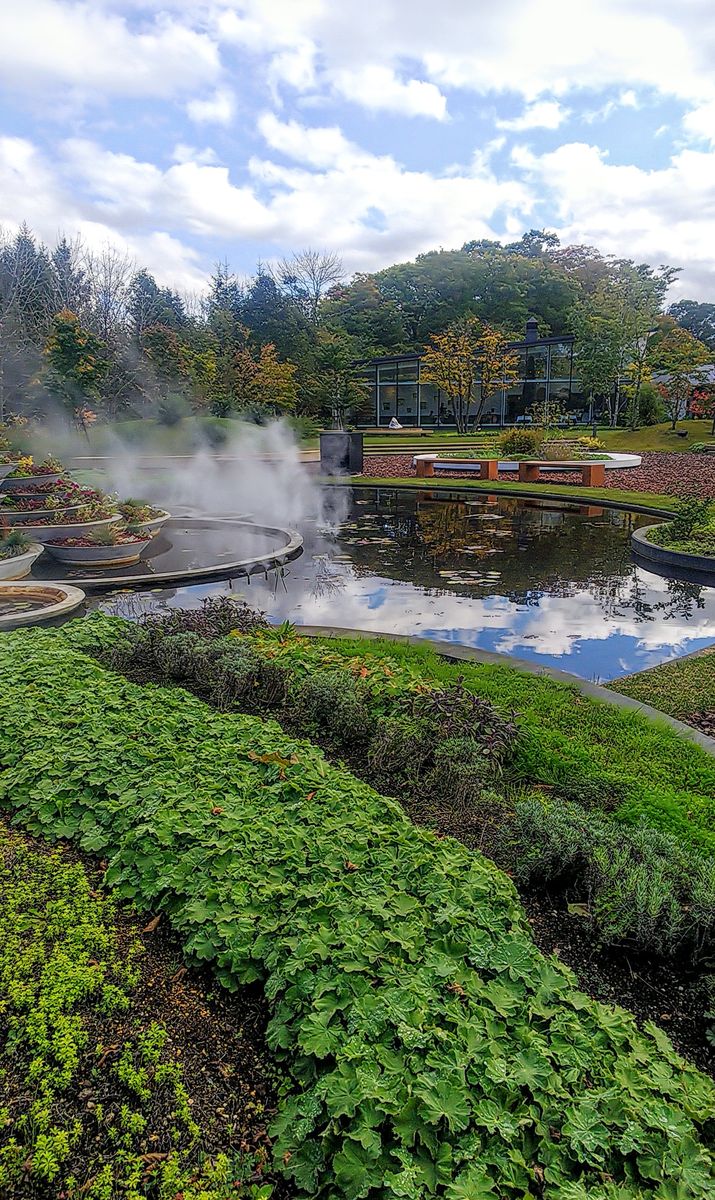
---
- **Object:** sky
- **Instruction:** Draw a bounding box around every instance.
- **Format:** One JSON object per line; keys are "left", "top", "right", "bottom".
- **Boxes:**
{"left": 2, "top": 0, "right": 715, "bottom": 298}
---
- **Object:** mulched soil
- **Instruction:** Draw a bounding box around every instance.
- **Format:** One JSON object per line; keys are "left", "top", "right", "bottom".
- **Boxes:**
{"left": 689, "top": 710, "right": 715, "bottom": 737}
{"left": 360, "top": 450, "right": 715, "bottom": 497}
{"left": 1, "top": 822, "right": 291, "bottom": 1198}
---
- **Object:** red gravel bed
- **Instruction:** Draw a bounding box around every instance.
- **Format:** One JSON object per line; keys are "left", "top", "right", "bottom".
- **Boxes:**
{"left": 360, "top": 451, "right": 715, "bottom": 498}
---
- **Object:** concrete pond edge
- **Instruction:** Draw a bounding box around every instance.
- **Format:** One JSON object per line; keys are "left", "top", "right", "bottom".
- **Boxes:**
{"left": 632, "top": 524, "right": 715, "bottom": 580}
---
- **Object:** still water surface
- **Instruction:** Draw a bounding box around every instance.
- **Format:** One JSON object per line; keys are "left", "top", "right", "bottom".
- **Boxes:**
{"left": 102, "top": 488, "right": 715, "bottom": 683}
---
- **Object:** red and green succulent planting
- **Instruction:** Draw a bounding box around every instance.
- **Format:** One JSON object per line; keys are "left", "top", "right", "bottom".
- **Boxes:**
{"left": 46, "top": 528, "right": 151, "bottom": 548}
{"left": 6, "top": 454, "right": 65, "bottom": 479}
{"left": 118, "top": 498, "right": 164, "bottom": 522}
{"left": 16, "top": 503, "right": 118, "bottom": 527}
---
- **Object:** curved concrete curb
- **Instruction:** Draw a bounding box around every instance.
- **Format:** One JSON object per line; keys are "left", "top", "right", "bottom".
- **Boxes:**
{"left": 0, "top": 582, "right": 86, "bottom": 629}
{"left": 296, "top": 624, "right": 715, "bottom": 756}
{"left": 412, "top": 451, "right": 642, "bottom": 472}
{"left": 632, "top": 524, "right": 715, "bottom": 580}
{"left": 36, "top": 518, "right": 304, "bottom": 592}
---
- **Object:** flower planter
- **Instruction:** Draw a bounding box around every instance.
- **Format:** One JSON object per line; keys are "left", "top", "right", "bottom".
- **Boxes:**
{"left": 0, "top": 461, "right": 22, "bottom": 483}
{"left": 14, "top": 514, "right": 122, "bottom": 544}
{"left": 0, "top": 542, "right": 44, "bottom": 580}
{"left": 1, "top": 502, "right": 87, "bottom": 525}
{"left": 135, "top": 508, "right": 171, "bottom": 537}
{"left": 43, "top": 537, "right": 150, "bottom": 568}
{"left": 1, "top": 472, "right": 64, "bottom": 492}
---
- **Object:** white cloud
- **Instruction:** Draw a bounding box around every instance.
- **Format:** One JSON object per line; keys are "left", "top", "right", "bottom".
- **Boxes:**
{"left": 329, "top": 66, "right": 447, "bottom": 120}
{"left": 683, "top": 98, "right": 715, "bottom": 146}
{"left": 212, "top": 0, "right": 715, "bottom": 114}
{"left": 511, "top": 138, "right": 715, "bottom": 297}
{"left": 0, "top": 135, "right": 206, "bottom": 291}
{"left": 186, "top": 87, "right": 237, "bottom": 125}
{"left": 0, "top": 0, "right": 220, "bottom": 99}
{"left": 496, "top": 100, "right": 568, "bottom": 132}
{"left": 0, "top": 118, "right": 535, "bottom": 283}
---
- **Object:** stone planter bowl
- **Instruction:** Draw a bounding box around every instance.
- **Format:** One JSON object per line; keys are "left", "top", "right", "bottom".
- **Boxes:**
{"left": 132, "top": 508, "right": 171, "bottom": 537}
{"left": 0, "top": 542, "right": 44, "bottom": 580}
{"left": 1, "top": 502, "right": 87, "bottom": 526}
{"left": 0, "top": 461, "right": 22, "bottom": 483}
{"left": 1, "top": 468, "right": 63, "bottom": 487}
{"left": 14, "top": 513, "right": 122, "bottom": 544}
{"left": 43, "top": 537, "right": 151, "bottom": 568}
{"left": 0, "top": 582, "right": 85, "bottom": 629}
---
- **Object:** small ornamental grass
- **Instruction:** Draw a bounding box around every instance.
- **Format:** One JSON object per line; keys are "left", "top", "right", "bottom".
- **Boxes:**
{"left": 0, "top": 529, "right": 31, "bottom": 559}
{"left": 1, "top": 629, "right": 715, "bottom": 1198}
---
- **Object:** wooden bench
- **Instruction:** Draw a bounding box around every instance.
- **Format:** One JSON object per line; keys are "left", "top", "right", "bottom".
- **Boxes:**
{"left": 517, "top": 460, "right": 606, "bottom": 486}
{"left": 415, "top": 457, "right": 499, "bottom": 479}
{"left": 414, "top": 456, "right": 607, "bottom": 485}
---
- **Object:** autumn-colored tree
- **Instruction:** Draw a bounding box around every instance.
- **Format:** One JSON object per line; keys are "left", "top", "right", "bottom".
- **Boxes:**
{"left": 689, "top": 387, "right": 715, "bottom": 434}
{"left": 229, "top": 332, "right": 298, "bottom": 415}
{"left": 253, "top": 342, "right": 299, "bottom": 413}
{"left": 43, "top": 309, "right": 109, "bottom": 425}
{"left": 420, "top": 316, "right": 518, "bottom": 432}
{"left": 650, "top": 325, "right": 710, "bottom": 429}
{"left": 141, "top": 323, "right": 217, "bottom": 410}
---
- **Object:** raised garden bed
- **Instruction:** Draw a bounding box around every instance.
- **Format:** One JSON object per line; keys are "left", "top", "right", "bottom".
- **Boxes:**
{"left": 1, "top": 471, "right": 63, "bottom": 492}
{"left": 15, "top": 513, "right": 122, "bottom": 543}
{"left": 43, "top": 530, "right": 151, "bottom": 567}
{"left": 66, "top": 604, "right": 715, "bottom": 1074}
{"left": 0, "top": 540, "right": 43, "bottom": 580}
{"left": 118, "top": 501, "right": 171, "bottom": 536}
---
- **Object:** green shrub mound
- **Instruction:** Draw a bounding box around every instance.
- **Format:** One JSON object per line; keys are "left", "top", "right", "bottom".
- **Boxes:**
{"left": 0, "top": 631, "right": 714, "bottom": 1198}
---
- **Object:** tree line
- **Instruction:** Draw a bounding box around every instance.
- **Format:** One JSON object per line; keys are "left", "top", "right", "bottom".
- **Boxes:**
{"left": 1, "top": 222, "right": 713, "bottom": 430}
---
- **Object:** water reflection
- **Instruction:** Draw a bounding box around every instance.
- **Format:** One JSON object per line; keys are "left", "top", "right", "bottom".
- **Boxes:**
{"left": 100, "top": 488, "right": 715, "bottom": 682}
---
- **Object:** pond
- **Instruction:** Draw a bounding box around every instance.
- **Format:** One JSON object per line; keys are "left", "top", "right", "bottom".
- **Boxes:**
{"left": 98, "top": 487, "right": 715, "bottom": 683}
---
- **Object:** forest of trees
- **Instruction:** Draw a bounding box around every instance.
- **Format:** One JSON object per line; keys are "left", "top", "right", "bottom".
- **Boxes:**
{"left": 1, "top": 223, "right": 713, "bottom": 430}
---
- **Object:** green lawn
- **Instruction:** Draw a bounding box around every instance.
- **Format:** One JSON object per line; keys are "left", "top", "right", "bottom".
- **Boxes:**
{"left": 610, "top": 649, "right": 715, "bottom": 722}
{"left": 362, "top": 421, "right": 714, "bottom": 454}
{"left": 348, "top": 475, "right": 677, "bottom": 515}
{"left": 242, "top": 628, "right": 715, "bottom": 854}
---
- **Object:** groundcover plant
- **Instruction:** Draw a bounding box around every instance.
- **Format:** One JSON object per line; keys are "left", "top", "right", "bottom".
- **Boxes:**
{"left": 0, "top": 824, "right": 276, "bottom": 1200}
{"left": 0, "top": 628, "right": 714, "bottom": 1198}
{"left": 69, "top": 610, "right": 715, "bottom": 962}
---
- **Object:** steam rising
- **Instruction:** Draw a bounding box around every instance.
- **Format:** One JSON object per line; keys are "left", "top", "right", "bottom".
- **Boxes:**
{"left": 65, "top": 419, "right": 348, "bottom": 533}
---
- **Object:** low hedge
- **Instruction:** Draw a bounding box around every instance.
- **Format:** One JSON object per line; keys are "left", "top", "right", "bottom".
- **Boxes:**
{"left": 1, "top": 629, "right": 714, "bottom": 1198}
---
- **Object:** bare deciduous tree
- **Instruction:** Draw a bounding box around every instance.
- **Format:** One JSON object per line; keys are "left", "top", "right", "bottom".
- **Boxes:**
{"left": 84, "top": 243, "right": 135, "bottom": 348}
{"left": 276, "top": 248, "right": 344, "bottom": 325}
